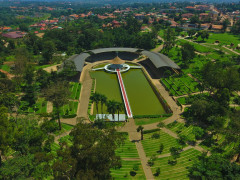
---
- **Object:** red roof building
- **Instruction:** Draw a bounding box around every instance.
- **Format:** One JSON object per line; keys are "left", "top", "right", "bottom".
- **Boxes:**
{"left": 2, "top": 31, "right": 26, "bottom": 39}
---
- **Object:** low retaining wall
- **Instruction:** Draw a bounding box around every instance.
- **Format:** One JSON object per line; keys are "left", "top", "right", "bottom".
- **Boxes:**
{"left": 141, "top": 67, "right": 173, "bottom": 114}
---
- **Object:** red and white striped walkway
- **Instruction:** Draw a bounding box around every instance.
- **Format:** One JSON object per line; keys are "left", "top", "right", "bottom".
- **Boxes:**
{"left": 116, "top": 69, "right": 133, "bottom": 118}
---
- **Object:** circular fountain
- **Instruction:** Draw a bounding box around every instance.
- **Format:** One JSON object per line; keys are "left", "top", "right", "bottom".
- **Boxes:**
{"left": 104, "top": 56, "right": 130, "bottom": 73}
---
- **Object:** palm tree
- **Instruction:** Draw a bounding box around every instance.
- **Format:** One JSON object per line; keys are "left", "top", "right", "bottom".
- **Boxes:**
{"left": 116, "top": 102, "right": 124, "bottom": 121}
{"left": 107, "top": 100, "right": 118, "bottom": 121}
{"left": 137, "top": 125, "right": 144, "bottom": 140}
{"left": 99, "top": 94, "right": 107, "bottom": 120}
{"left": 90, "top": 92, "right": 100, "bottom": 116}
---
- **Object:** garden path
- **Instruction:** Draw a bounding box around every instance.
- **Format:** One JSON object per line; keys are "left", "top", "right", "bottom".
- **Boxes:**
{"left": 222, "top": 46, "right": 240, "bottom": 55}
{"left": 43, "top": 64, "right": 61, "bottom": 73}
{"left": 77, "top": 64, "right": 93, "bottom": 121}
{"left": 46, "top": 101, "right": 53, "bottom": 113}
{"left": 118, "top": 118, "right": 154, "bottom": 179}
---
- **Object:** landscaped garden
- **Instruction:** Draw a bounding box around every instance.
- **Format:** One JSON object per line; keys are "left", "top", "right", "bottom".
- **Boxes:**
{"left": 69, "top": 82, "right": 81, "bottom": 100}
{"left": 161, "top": 74, "right": 200, "bottom": 96}
{"left": 115, "top": 133, "right": 139, "bottom": 159}
{"left": 141, "top": 129, "right": 182, "bottom": 157}
{"left": 111, "top": 160, "right": 145, "bottom": 179}
{"left": 151, "top": 148, "right": 202, "bottom": 180}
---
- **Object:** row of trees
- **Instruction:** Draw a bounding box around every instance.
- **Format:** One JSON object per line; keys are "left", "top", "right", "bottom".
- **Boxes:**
{"left": 90, "top": 92, "right": 124, "bottom": 121}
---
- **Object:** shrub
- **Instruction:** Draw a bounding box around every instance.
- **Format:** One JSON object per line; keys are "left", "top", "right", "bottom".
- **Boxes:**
{"left": 168, "top": 159, "right": 177, "bottom": 165}
{"left": 143, "top": 128, "right": 159, "bottom": 134}
{"left": 130, "top": 171, "right": 137, "bottom": 176}
{"left": 40, "top": 119, "right": 58, "bottom": 133}
{"left": 151, "top": 133, "right": 160, "bottom": 139}
{"left": 154, "top": 168, "right": 161, "bottom": 177}
{"left": 133, "top": 114, "right": 172, "bottom": 119}
{"left": 62, "top": 114, "right": 77, "bottom": 118}
{"left": 133, "top": 164, "right": 139, "bottom": 171}
{"left": 147, "top": 160, "right": 154, "bottom": 167}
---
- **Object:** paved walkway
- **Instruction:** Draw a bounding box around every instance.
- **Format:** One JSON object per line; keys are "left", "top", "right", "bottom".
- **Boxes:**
{"left": 77, "top": 64, "right": 93, "bottom": 120}
{"left": 119, "top": 118, "right": 154, "bottom": 179}
{"left": 116, "top": 69, "right": 133, "bottom": 118}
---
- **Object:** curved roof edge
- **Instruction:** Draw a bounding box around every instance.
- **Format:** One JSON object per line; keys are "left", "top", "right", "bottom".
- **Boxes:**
{"left": 141, "top": 51, "right": 180, "bottom": 69}
{"left": 71, "top": 47, "right": 180, "bottom": 72}
{"left": 89, "top": 47, "right": 139, "bottom": 54}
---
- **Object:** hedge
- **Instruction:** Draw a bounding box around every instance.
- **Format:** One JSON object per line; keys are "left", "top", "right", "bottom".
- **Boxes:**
{"left": 133, "top": 114, "right": 172, "bottom": 119}
{"left": 143, "top": 128, "right": 160, "bottom": 134}
{"left": 62, "top": 114, "right": 77, "bottom": 118}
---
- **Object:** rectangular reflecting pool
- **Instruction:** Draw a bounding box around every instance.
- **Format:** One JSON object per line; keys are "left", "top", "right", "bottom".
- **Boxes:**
{"left": 90, "top": 68, "right": 166, "bottom": 115}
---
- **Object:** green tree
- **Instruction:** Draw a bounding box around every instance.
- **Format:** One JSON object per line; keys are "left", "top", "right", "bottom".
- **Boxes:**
{"left": 187, "top": 29, "right": 196, "bottom": 38}
{"left": 158, "top": 143, "right": 164, "bottom": 154}
{"left": 223, "top": 19, "right": 230, "bottom": 32}
{"left": 181, "top": 42, "right": 195, "bottom": 66}
{"left": 188, "top": 153, "right": 240, "bottom": 179}
{"left": 116, "top": 102, "right": 124, "bottom": 121}
{"left": 170, "top": 146, "right": 181, "bottom": 159}
{"left": 137, "top": 125, "right": 144, "bottom": 140}
{"left": 99, "top": 94, "right": 107, "bottom": 119}
{"left": 0, "top": 106, "right": 12, "bottom": 167}
{"left": 43, "top": 81, "right": 70, "bottom": 130}
{"left": 163, "top": 27, "right": 176, "bottom": 54}
{"left": 107, "top": 100, "right": 118, "bottom": 121}
{"left": 53, "top": 123, "right": 123, "bottom": 179}
{"left": 90, "top": 92, "right": 100, "bottom": 115}
{"left": 42, "top": 41, "right": 56, "bottom": 64}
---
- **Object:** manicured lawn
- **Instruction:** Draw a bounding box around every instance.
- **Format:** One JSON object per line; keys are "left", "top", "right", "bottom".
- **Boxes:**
{"left": 69, "top": 82, "right": 81, "bottom": 100}
{"left": 177, "top": 97, "right": 186, "bottom": 105}
{"left": 115, "top": 134, "right": 139, "bottom": 159}
{"left": 151, "top": 148, "right": 201, "bottom": 180}
{"left": 199, "top": 33, "right": 240, "bottom": 49}
{"left": 53, "top": 101, "right": 78, "bottom": 118}
{"left": 142, "top": 131, "right": 181, "bottom": 157}
{"left": 54, "top": 123, "right": 74, "bottom": 136}
{"left": 167, "top": 121, "right": 196, "bottom": 141}
{"left": 111, "top": 160, "right": 145, "bottom": 179}
{"left": 134, "top": 117, "right": 168, "bottom": 126}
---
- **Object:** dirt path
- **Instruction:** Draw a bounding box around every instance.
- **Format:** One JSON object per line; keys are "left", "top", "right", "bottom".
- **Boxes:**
{"left": 151, "top": 36, "right": 164, "bottom": 53}
{"left": 0, "top": 69, "right": 14, "bottom": 79}
{"left": 46, "top": 101, "right": 53, "bottom": 113}
{"left": 222, "top": 46, "right": 240, "bottom": 55}
{"left": 43, "top": 64, "right": 61, "bottom": 73}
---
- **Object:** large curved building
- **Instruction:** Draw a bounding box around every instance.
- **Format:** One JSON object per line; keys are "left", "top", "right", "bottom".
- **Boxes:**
{"left": 69, "top": 47, "right": 180, "bottom": 78}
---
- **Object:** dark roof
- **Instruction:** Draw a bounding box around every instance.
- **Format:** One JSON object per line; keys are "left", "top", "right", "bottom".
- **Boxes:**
{"left": 89, "top": 47, "right": 139, "bottom": 54}
{"left": 141, "top": 51, "right": 180, "bottom": 69}
{"left": 71, "top": 47, "right": 180, "bottom": 72}
{"left": 71, "top": 53, "right": 90, "bottom": 72}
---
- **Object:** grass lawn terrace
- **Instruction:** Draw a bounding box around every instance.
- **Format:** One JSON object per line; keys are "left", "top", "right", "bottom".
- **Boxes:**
{"left": 151, "top": 148, "right": 201, "bottom": 180}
